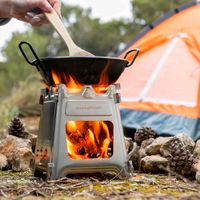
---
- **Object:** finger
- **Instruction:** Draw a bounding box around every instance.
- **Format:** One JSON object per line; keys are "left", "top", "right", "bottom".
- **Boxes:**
{"left": 25, "top": 13, "right": 48, "bottom": 25}
{"left": 35, "top": 0, "right": 53, "bottom": 13}
{"left": 48, "top": 0, "right": 61, "bottom": 17}
{"left": 53, "top": 1, "right": 62, "bottom": 17}
{"left": 19, "top": 15, "right": 33, "bottom": 24}
{"left": 26, "top": 12, "right": 36, "bottom": 18}
{"left": 25, "top": 14, "right": 40, "bottom": 23}
{"left": 32, "top": 13, "right": 48, "bottom": 23}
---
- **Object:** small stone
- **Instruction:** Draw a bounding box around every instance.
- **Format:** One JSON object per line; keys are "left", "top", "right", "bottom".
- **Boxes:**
{"left": 131, "top": 145, "right": 140, "bottom": 170}
{"left": 141, "top": 138, "right": 155, "bottom": 149}
{"left": 194, "top": 160, "right": 200, "bottom": 172}
{"left": 0, "top": 153, "right": 8, "bottom": 170}
{"left": 160, "top": 137, "right": 179, "bottom": 158}
{"left": 145, "top": 137, "right": 172, "bottom": 155}
{"left": 0, "top": 135, "right": 34, "bottom": 171}
{"left": 138, "top": 148, "right": 147, "bottom": 170}
{"left": 26, "top": 133, "right": 37, "bottom": 153}
{"left": 140, "top": 155, "right": 169, "bottom": 173}
{"left": 194, "top": 140, "right": 200, "bottom": 160}
{"left": 12, "top": 148, "right": 34, "bottom": 172}
{"left": 176, "top": 133, "right": 195, "bottom": 153}
{"left": 195, "top": 172, "right": 200, "bottom": 183}
{"left": 124, "top": 137, "right": 134, "bottom": 154}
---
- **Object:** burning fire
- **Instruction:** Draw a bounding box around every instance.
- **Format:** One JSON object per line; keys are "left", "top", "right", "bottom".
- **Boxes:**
{"left": 51, "top": 62, "right": 110, "bottom": 93}
{"left": 66, "top": 121, "right": 113, "bottom": 159}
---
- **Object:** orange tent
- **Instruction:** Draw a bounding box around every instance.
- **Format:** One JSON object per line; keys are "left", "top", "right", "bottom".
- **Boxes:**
{"left": 118, "top": 1, "right": 200, "bottom": 139}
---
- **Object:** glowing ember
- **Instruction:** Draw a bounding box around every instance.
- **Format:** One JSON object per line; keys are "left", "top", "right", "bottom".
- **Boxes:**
{"left": 66, "top": 121, "right": 113, "bottom": 159}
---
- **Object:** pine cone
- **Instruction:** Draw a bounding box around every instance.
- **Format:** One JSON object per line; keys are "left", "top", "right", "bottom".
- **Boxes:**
{"left": 8, "top": 117, "right": 26, "bottom": 138}
{"left": 134, "top": 127, "right": 157, "bottom": 145}
{"left": 161, "top": 137, "right": 196, "bottom": 177}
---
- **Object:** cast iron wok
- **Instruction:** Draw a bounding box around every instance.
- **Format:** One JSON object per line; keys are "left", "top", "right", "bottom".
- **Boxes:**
{"left": 19, "top": 41, "right": 139, "bottom": 86}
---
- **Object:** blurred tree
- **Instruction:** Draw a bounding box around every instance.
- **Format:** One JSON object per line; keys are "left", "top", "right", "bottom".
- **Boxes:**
{"left": 1, "top": 4, "right": 131, "bottom": 98}
{"left": 123, "top": 0, "right": 192, "bottom": 48}
{"left": 0, "top": 1, "right": 192, "bottom": 98}
{"left": 1, "top": 30, "right": 49, "bottom": 97}
{"left": 0, "top": 0, "right": 195, "bottom": 126}
{"left": 130, "top": 0, "right": 191, "bottom": 26}
{"left": 37, "top": 5, "right": 131, "bottom": 56}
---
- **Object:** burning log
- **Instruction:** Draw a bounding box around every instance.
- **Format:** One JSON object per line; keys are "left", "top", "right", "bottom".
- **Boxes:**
{"left": 78, "top": 147, "right": 86, "bottom": 155}
{"left": 66, "top": 121, "right": 113, "bottom": 160}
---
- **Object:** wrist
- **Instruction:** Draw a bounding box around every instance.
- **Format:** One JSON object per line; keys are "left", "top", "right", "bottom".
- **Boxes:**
{"left": 0, "top": 0, "right": 12, "bottom": 18}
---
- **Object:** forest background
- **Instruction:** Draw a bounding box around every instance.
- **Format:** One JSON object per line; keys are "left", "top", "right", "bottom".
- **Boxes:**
{"left": 0, "top": 0, "right": 191, "bottom": 126}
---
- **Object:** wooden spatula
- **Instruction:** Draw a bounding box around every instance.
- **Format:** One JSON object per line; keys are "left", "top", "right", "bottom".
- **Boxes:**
{"left": 45, "top": 9, "right": 94, "bottom": 57}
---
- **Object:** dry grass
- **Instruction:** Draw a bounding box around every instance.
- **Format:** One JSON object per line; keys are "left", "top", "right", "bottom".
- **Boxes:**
{"left": 0, "top": 171, "right": 200, "bottom": 200}
{"left": 0, "top": 75, "right": 42, "bottom": 128}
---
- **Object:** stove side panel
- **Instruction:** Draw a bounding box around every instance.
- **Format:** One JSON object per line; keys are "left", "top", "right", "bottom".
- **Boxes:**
{"left": 34, "top": 99, "right": 57, "bottom": 178}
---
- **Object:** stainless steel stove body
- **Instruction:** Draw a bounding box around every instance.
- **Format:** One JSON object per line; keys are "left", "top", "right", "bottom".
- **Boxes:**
{"left": 34, "top": 84, "right": 128, "bottom": 179}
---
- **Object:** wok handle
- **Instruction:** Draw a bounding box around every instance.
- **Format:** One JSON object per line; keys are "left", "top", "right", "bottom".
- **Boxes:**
{"left": 124, "top": 48, "right": 139, "bottom": 67}
{"left": 18, "top": 41, "right": 41, "bottom": 66}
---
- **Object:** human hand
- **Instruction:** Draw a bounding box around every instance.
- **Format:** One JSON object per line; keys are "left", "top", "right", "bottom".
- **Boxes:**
{"left": 0, "top": 0, "right": 61, "bottom": 26}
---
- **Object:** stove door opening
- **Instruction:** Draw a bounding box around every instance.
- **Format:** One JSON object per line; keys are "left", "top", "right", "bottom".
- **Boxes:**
{"left": 65, "top": 121, "right": 113, "bottom": 160}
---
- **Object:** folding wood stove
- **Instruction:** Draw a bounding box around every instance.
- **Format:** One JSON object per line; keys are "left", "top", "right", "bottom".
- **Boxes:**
{"left": 34, "top": 84, "right": 130, "bottom": 179}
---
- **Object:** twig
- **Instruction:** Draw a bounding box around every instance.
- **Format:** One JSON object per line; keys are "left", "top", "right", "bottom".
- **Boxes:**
{"left": 0, "top": 189, "right": 7, "bottom": 198}
{"left": 18, "top": 188, "right": 48, "bottom": 199}
{"left": 88, "top": 181, "right": 93, "bottom": 193}
{"left": 176, "top": 185, "right": 199, "bottom": 192}
{"left": 47, "top": 177, "right": 72, "bottom": 183}
{"left": 111, "top": 190, "right": 123, "bottom": 200}
{"left": 158, "top": 165, "right": 191, "bottom": 183}
{"left": 90, "top": 177, "right": 101, "bottom": 183}
{"left": 105, "top": 168, "right": 125, "bottom": 184}
{"left": 106, "top": 189, "right": 136, "bottom": 200}
{"left": 56, "top": 181, "right": 88, "bottom": 191}
{"left": 34, "top": 190, "right": 49, "bottom": 197}
{"left": 159, "top": 185, "right": 200, "bottom": 194}
{"left": 92, "top": 190, "right": 109, "bottom": 200}
{"left": 126, "top": 142, "right": 137, "bottom": 162}
{"left": 72, "top": 191, "right": 95, "bottom": 198}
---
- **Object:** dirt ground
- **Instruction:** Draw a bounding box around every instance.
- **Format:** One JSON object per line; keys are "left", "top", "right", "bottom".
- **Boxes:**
{"left": 1, "top": 170, "right": 200, "bottom": 200}
{"left": 1, "top": 117, "right": 200, "bottom": 199}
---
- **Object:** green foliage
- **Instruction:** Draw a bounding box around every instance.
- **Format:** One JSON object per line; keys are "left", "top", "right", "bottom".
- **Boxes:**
{"left": 0, "top": 29, "right": 49, "bottom": 97}
{"left": 39, "top": 4, "right": 132, "bottom": 56}
{"left": 122, "top": 0, "right": 192, "bottom": 50}
{"left": 70, "top": 18, "right": 130, "bottom": 56}
{"left": 131, "top": 0, "right": 192, "bottom": 25}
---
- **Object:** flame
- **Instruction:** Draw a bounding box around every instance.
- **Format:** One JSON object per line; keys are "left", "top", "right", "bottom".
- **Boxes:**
{"left": 93, "top": 61, "right": 110, "bottom": 93}
{"left": 52, "top": 70, "right": 61, "bottom": 85}
{"left": 66, "top": 121, "right": 113, "bottom": 159}
{"left": 52, "top": 70, "right": 83, "bottom": 93}
{"left": 51, "top": 61, "right": 111, "bottom": 93}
